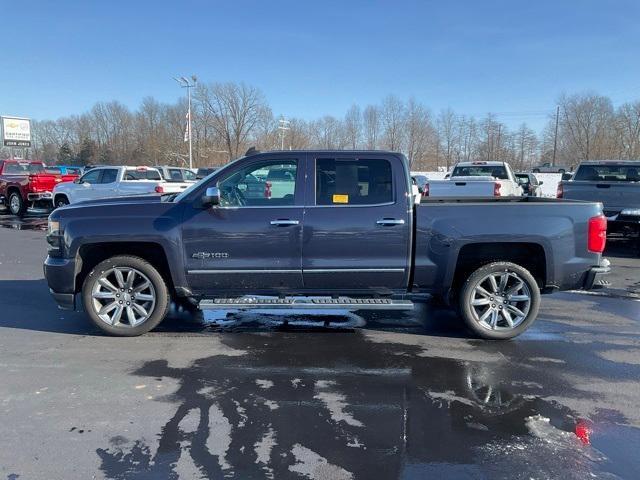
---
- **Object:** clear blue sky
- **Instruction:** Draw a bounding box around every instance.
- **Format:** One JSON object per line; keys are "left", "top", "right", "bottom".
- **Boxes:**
{"left": 2, "top": 0, "right": 639, "bottom": 131}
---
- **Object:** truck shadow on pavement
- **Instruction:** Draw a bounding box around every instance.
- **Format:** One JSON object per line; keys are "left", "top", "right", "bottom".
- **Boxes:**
{"left": 94, "top": 331, "right": 636, "bottom": 480}
{"left": 0, "top": 278, "right": 470, "bottom": 339}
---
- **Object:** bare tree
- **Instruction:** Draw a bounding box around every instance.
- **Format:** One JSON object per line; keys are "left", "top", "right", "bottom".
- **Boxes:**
{"left": 196, "top": 82, "right": 267, "bottom": 160}
{"left": 363, "top": 105, "right": 380, "bottom": 149}
{"left": 381, "top": 95, "right": 405, "bottom": 151}
{"left": 343, "top": 104, "right": 362, "bottom": 149}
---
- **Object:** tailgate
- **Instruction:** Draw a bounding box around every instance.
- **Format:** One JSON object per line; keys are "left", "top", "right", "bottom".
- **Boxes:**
{"left": 428, "top": 180, "right": 495, "bottom": 197}
{"left": 563, "top": 181, "right": 640, "bottom": 213}
{"left": 29, "top": 174, "right": 62, "bottom": 192}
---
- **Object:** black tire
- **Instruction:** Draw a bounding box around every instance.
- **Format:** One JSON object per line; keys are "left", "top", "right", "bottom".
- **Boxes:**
{"left": 8, "top": 191, "right": 26, "bottom": 217}
{"left": 532, "top": 169, "right": 540, "bottom": 173}
{"left": 458, "top": 261, "right": 540, "bottom": 340}
{"left": 558, "top": 169, "right": 566, "bottom": 174}
{"left": 82, "top": 255, "right": 170, "bottom": 336}
{"left": 54, "top": 195, "right": 69, "bottom": 209}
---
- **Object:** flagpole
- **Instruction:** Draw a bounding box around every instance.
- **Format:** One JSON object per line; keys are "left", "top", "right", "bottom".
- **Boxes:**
{"left": 187, "top": 85, "right": 193, "bottom": 170}
{"left": 174, "top": 75, "right": 197, "bottom": 170}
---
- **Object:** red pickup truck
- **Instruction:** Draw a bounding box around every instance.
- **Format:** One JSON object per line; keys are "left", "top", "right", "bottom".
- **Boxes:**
{"left": 0, "top": 160, "right": 78, "bottom": 216}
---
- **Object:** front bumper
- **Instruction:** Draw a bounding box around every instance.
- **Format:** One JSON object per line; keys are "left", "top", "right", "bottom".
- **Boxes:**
{"left": 583, "top": 258, "right": 611, "bottom": 290}
{"left": 44, "top": 255, "right": 78, "bottom": 310}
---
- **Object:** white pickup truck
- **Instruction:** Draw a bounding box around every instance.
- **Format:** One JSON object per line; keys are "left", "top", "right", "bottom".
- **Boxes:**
{"left": 154, "top": 166, "right": 197, "bottom": 194}
{"left": 425, "top": 161, "right": 523, "bottom": 197}
{"left": 52, "top": 166, "right": 169, "bottom": 207}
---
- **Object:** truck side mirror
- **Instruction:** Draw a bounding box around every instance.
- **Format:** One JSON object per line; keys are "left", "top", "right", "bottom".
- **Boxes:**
{"left": 74, "top": 178, "right": 81, "bottom": 184}
{"left": 561, "top": 173, "right": 572, "bottom": 181}
{"left": 202, "top": 186, "right": 221, "bottom": 207}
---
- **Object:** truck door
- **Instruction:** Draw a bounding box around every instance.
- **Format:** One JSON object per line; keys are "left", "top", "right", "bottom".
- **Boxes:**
{"left": 182, "top": 154, "right": 305, "bottom": 294}
{"left": 74, "top": 169, "right": 103, "bottom": 202}
{"left": 302, "top": 155, "right": 411, "bottom": 292}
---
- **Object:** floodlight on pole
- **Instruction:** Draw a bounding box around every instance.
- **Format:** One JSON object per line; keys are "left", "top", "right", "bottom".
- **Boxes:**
{"left": 173, "top": 75, "right": 197, "bottom": 170}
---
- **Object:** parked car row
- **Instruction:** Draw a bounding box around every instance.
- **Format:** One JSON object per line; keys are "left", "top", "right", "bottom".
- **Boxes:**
{"left": 0, "top": 160, "right": 225, "bottom": 216}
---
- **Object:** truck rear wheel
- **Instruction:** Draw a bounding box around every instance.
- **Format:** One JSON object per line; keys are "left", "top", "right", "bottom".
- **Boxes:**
{"left": 8, "top": 192, "right": 26, "bottom": 217}
{"left": 458, "top": 262, "right": 540, "bottom": 340}
{"left": 81, "top": 255, "right": 170, "bottom": 336}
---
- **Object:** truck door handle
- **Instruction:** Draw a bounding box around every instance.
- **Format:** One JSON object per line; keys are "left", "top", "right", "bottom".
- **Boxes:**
{"left": 270, "top": 219, "right": 300, "bottom": 226}
{"left": 376, "top": 218, "right": 405, "bottom": 226}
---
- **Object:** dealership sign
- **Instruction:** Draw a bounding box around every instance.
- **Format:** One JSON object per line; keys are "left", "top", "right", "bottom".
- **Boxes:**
{"left": 2, "top": 116, "right": 32, "bottom": 147}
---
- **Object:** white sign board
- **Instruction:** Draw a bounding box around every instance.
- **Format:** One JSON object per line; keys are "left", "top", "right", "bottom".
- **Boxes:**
{"left": 2, "top": 116, "right": 31, "bottom": 147}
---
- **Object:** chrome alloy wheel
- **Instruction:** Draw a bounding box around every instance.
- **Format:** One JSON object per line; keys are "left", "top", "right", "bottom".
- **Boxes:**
{"left": 469, "top": 270, "right": 531, "bottom": 331}
{"left": 9, "top": 195, "right": 20, "bottom": 213}
{"left": 91, "top": 267, "right": 156, "bottom": 327}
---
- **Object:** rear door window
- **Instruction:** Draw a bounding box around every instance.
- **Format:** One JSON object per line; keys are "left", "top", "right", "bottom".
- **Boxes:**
{"left": 100, "top": 169, "right": 118, "bottom": 184}
{"left": 315, "top": 158, "right": 393, "bottom": 206}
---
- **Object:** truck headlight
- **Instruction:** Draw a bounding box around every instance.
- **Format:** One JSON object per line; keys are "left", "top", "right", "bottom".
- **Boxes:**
{"left": 621, "top": 209, "right": 640, "bottom": 216}
{"left": 48, "top": 220, "right": 60, "bottom": 235}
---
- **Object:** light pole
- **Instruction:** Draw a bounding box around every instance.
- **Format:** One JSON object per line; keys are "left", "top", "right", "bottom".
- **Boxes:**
{"left": 278, "top": 116, "right": 290, "bottom": 150}
{"left": 173, "top": 75, "right": 197, "bottom": 169}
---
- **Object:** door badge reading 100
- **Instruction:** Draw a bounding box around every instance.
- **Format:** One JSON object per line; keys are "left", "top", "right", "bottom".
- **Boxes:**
{"left": 192, "top": 252, "right": 229, "bottom": 259}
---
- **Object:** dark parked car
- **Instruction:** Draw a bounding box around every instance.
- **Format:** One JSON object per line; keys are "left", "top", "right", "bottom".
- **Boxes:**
{"left": 515, "top": 173, "right": 543, "bottom": 197}
{"left": 196, "top": 167, "right": 218, "bottom": 179}
{"left": 558, "top": 161, "right": 640, "bottom": 241}
{"left": 532, "top": 162, "right": 571, "bottom": 174}
{"left": 44, "top": 150, "right": 610, "bottom": 339}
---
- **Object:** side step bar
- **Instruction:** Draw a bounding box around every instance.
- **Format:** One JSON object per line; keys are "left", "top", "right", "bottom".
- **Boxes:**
{"left": 199, "top": 296, "right": 414, "bottom": 310}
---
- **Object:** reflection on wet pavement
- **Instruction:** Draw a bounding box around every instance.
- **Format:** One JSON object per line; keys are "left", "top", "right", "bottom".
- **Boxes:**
{"left": 97, "top": 318, "right": 638, "bottom": 479}
{"left": 0, "top": 214, "right": 48, "bottom": 231}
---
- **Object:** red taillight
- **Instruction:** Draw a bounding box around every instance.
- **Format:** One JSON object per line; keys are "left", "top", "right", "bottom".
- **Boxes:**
{"left": 155, "top": 185, "right": 165, "bottom": 193}
{"left": 557, "top": 183, "right": 564, "bottom": 198}
{"left": 588, "top": 215, "right": 607, "bottom": 253}
{"left": 423, "top": 183, "right": 429, "bottom": 197}
{"left": 493, "top": 182, "right": 501, "bottom": 196}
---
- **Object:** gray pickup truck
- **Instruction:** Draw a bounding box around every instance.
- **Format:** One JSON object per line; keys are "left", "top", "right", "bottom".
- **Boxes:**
{"left": 559, "top": 161, "right": 640, "bottom": 242}
{"left": 44, "top": 150, "right": 610, "bottom": 339}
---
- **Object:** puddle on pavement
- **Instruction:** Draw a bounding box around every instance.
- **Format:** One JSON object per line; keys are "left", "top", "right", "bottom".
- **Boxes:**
{"left": 96, "top": 329, "right": 638, "bottom": 479}
{"left": 0, "top": 216, "right": 48, "bottom": 231}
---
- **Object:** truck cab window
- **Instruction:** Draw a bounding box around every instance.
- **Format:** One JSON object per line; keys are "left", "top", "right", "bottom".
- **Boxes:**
{"left": 218, "top": 160, "right": 297, "bottom": 207}
{"left": 100, "top": 169, "right": 118, "bottom": 184}
{"left": 316, "top": 158, "right": 393, "bottom": 205}
{"left": 80, "top": 170, "right": 102, "bottom": 184}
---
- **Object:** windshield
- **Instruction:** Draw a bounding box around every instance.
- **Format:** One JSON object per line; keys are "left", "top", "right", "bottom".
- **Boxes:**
{"left": 452, "top": 165, "right": 509, "bottom": 180}
{"left": 573, "top": 164, "right": 640, "bottom": 182}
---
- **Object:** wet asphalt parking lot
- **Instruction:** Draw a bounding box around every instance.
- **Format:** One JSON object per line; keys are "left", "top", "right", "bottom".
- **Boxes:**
{"left": 0, "top": 214, "right": 639, "bottom": 479}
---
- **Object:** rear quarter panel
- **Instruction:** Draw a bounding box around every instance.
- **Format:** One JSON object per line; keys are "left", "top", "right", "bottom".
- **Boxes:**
{"left": 414, "top": 200, "right": 603, "bottom": 293}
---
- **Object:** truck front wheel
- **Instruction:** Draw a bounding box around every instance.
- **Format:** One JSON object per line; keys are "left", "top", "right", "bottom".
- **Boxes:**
{"left": 8, "top": 192, "right": 26, "bottom": 216}
{"left": 458, "top": 262, "right": 540, "bottom": 340}
{"left": 82, "top": 255, "right": 170, "bottom": 336}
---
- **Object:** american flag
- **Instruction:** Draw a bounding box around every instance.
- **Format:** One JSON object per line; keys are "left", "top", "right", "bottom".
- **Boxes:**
{"left": 183, "top": 111, "right": 190, "bottom": 143}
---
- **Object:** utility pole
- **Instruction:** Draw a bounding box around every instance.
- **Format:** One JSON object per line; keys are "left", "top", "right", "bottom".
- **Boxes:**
{"left": 173, "top": 75, "right": 197, "bottom": 169}
{"left": 552, "top": 105, "right": 560, "bottom": 166}
{"left": 278, "top": 116, "right": 290, "bottom": 150}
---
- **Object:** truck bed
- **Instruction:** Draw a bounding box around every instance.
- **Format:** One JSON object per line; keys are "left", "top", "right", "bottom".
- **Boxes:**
{"left": 414, "top": 196, "right": 604, "bottom": 292}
